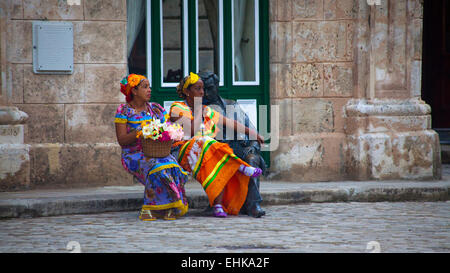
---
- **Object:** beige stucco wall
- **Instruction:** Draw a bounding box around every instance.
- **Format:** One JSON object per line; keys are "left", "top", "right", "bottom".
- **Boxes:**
{"left": 0, "top": 0, "right": 442, "bottom": 191}
{"left": 1, "top": 0, "right": 133, "bottom": 190}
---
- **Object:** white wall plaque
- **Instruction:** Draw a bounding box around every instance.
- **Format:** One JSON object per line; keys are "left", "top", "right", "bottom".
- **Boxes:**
{"left": 33, "top": 21, "right": 74, "bottom": 74}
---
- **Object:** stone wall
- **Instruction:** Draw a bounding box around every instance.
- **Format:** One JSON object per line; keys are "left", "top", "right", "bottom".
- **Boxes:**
{"left": 269, "top": 0, "right": 356, "bottom": 181}
{"left": 0, "top": 0, "right": 442, "bottom": 191}
{"left": 269, "top": 0, "right": 441, "bottom": 181}
{"left": 1, "top": 0, "right": 133, "bottom": 190}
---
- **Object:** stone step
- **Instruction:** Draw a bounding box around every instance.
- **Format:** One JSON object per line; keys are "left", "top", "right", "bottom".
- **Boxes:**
{"left": 1, "top": 179, "right": 449, "bottom": 219}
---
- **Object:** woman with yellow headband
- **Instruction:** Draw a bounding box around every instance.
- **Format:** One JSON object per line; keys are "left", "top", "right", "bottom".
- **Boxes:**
{"left": 115, "top": 74, "right": 189, "bottom": 221}
{"left": 169, "top": 72, "right": 264, "bottom": 218}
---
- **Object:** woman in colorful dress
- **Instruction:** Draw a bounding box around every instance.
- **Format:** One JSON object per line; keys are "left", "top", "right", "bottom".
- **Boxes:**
{"left": 169, "top": 72, "right": 264, "bottom": 218}
{"left": 115, "top": 74, "right": 189, "bottom": 221}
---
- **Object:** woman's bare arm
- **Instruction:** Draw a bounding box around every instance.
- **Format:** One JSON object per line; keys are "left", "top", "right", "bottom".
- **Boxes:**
{"left": 219, "top": 115, "right": 264, "bottom": 144}
{"left": 115, "top": 123, "right": 138, "bottom": 146}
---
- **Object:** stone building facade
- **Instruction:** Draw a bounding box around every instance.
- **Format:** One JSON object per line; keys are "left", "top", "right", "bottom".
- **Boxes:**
{"left": 0, "top": 0, "right": 131, "bottom": 190}
{"left": 269, "top": 0, "right": 441, "bottom": 181}
{"left": 0, "top": 0, "right": 442, "bottom": 191}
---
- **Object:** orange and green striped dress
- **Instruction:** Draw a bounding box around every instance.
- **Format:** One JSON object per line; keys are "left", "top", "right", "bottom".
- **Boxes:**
{"left": 170, "top": 101, "right": 251, "bottom": 215}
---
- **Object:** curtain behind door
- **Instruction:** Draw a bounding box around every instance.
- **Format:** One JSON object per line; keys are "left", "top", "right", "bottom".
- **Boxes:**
{"left": 127, "top": 0, "right": 146, "bottom": 58}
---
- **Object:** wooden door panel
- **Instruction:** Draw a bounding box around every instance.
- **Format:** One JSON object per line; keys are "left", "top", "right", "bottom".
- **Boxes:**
{"left": 422, "top": 0, "right": 450, "bottom": 130}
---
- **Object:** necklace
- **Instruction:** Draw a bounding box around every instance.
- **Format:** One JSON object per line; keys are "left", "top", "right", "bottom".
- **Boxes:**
{"left": 129, "top": 102, "right": 154, "bottom": 117}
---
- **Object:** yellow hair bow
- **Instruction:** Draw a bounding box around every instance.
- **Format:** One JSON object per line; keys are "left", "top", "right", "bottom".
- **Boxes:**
{"left": 183, "top": 72, "right": 200, "bottom": 91}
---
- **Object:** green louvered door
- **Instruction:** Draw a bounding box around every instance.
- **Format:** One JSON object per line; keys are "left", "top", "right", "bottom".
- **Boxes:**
{"left": 129, "top": 0, "right": 270, "bottom": 165}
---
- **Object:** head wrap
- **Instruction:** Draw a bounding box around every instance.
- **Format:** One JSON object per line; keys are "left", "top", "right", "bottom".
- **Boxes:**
{"left": 182, "top": 72, "right": 200, "bottom": 92}
{"left": 120, "top": 74, "right": 147, "bottom": 102}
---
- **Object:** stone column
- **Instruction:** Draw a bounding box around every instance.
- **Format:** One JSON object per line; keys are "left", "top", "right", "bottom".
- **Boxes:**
{"left": 0, "top": 0, "right": 6, "bottom": 106}
{"left": 345, "top": 0, "right": 441, "bottom": 180}
{"left": 0, "top": 1, "right": 31, "bottom": 191}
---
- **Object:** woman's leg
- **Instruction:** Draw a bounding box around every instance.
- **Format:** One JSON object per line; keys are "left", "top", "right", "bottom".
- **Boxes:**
{"left": 213, "top": 190, "right": 224, "bottom": 205}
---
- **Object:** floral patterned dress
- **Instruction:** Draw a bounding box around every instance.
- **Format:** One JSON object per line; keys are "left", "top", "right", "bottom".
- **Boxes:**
{"left": 115, "top": 102, "right": 189, "bottom": 217}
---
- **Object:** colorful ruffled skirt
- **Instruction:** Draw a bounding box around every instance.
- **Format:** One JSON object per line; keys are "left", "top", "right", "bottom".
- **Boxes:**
{"left": 174, "top": 136, "right": 250, "bottom": 215}
{"left": 121, "top": 149, "right": 189, "bottom": 218}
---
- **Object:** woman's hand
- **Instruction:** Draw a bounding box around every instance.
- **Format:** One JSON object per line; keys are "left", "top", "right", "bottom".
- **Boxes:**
{"left": 248, "top": 128, "right": 264, "bottom": 145}
{"left": 256, "top": 133, "right": 265, "bottom": 146}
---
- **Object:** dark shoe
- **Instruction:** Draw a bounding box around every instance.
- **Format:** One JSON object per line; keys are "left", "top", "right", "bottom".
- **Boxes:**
{"left": 248, "top": 203, "right": 265, "bottom": 218}
{"left": 251, "top": 168, "right": 263, "bottom": 177}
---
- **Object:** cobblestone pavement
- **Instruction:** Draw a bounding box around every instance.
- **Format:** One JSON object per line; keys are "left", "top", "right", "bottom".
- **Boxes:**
{"left": 0, "top": 201, "right": 449, "bottom": 253}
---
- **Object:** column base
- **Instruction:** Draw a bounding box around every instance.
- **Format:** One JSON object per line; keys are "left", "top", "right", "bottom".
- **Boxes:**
{"left": 0, "top": 107, "right": 30, "bottom": 191}
{"left": 0, "top": 144, "right": 31, "bottom": 191}
{"left": 345, "top": 99, "right": 442, "bottom": 180}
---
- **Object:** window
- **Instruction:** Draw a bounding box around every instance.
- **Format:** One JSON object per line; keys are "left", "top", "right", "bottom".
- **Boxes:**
{"left": 232, "top": 0, "right": 259, "bottom": 85}
{"left": 127, "top": 0, "right": 269, "bottom": 127}
{"left": 197, "top": 0, "right": 224, "bottom": 86}
{"left": 161, "top": 0, "right": 187, "bottom": 86}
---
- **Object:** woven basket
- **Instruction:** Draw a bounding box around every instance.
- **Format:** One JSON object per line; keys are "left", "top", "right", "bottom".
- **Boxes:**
{"left": 141, "top": 138, "right": 173, "bottom": 158}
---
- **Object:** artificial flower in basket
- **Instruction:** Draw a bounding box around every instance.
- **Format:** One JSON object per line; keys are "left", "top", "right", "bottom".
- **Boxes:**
{"left": 136, "top": 119, "right": 184, "bottom": 158}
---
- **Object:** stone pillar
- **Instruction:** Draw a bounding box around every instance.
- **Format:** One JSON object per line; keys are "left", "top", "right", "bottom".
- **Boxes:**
{"left": 345, "top": 0, "right": 441, "bottom": 180}
{"left": 0, "top": 0, "right": 6, "bottom": 106}
{"left": 0, "top": 1, "right": 31, "bottom": 191}
{"left": 0, "top": 106, "right": 30, "bottom": 191}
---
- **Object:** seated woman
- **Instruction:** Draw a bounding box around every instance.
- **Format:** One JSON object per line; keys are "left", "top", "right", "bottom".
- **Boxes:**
{"left": 169, "top": 72, "right": 264, "bottom": 218}
{"left": 115, "top": 74, "right": 189, "bottom": 221}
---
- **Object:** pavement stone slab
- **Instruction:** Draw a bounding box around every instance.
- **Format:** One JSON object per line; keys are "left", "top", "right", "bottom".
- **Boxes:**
{"left": 0, "top": 202, "right": 448, "bottom": 253}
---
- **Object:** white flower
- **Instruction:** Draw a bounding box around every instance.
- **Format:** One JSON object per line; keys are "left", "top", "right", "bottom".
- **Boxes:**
{"left": 142, "top": 125, "right": 151, "bottom": 137}
{"left": 161, "top": 123, "right": 168, "bottom": 131}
